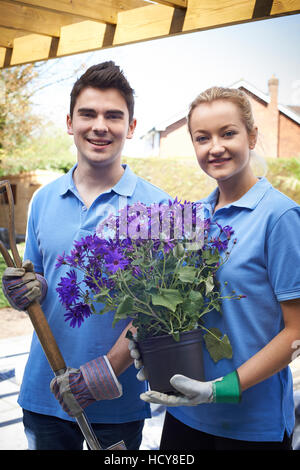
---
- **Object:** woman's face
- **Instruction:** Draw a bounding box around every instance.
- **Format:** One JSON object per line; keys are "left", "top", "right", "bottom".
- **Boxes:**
{"left": 189, "top": 99, "right": 257, "bottom": 184}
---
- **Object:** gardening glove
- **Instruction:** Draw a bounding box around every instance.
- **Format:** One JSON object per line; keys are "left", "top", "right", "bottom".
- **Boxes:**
{"left": 140, "top": 371, "right": 241, "bottom": 406}
{"left": 1, "top": 260, "right": 48, "bottom": 311}
{"left": 50, "top": 355, "right": 123, "bottom": 418}
{"left": 128, "top": 336, "right": 148, "bottom": 381}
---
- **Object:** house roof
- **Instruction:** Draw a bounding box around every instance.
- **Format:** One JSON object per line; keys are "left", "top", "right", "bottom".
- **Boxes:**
{"left": 150, "top": 78, "right": 300, "bottom": 134}
{"left": 231, "top": 79, "right": 300, "bottom": 125}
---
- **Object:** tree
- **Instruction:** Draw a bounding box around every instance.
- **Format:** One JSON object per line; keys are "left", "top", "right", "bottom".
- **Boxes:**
{"left": 0, "top": 64, "right": 41, "bottom": 152}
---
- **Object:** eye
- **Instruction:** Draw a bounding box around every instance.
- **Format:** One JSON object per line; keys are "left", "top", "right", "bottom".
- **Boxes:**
{"left": 106, "top": 112, "right": 124, "bottom": 120}
{"left": 195, "top": 135, "right": 208, "bottom": 144}
{"left": 79, "top": 112, "right": 94, "bottom": 118}
{"left": 223, "top": 130, "right": 236, "bottom": 138}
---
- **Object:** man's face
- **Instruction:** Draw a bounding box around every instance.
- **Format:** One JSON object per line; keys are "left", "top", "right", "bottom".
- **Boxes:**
{"left": 67, "top": 86, "right": 136, "bottom": 169}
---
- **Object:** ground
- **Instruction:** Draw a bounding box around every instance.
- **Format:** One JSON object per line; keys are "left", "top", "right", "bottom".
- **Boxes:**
{"left": 0, "top": 307, "right": 33, "bottom": 339}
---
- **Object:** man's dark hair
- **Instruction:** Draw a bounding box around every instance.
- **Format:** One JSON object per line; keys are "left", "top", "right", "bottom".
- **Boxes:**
{"left": 70, "top": 61, "right": 135, "bottom": 122}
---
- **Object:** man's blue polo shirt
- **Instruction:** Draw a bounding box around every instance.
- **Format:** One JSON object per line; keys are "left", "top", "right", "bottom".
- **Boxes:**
{"left": 18, "top": 164, "right": 170, "bottom": 423}
{"left": 169, "top": 178, "right": 300, "bottom": 441}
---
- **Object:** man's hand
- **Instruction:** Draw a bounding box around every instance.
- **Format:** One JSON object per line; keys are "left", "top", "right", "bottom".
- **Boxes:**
{"left": 1, "top": 260, "right": 47, "bottom": 311}
{"left": 50, "top": 356, "right": 123, "bottom": 417}
{"left": 140, "top": 371, "right": 241, "bottom": 406}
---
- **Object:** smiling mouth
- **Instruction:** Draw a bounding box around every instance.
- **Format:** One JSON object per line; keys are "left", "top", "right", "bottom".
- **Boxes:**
{"left": 87, "top": 138, "right": 112, "bottom": 147}
{"left": 209, "top": 157, "right": 232, "bottom": 165}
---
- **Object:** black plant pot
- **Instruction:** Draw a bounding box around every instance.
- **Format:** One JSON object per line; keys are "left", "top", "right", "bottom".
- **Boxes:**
{"left": 138, "top": 329, "right": 205, "bottom": 393}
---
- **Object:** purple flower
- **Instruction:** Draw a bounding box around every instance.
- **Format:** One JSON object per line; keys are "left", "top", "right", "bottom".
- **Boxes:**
{"left": 222, "top": 225, "right": 234, "bottom": 239}
{"left": 65, "top": 248, "right": 85, "bottom": 267}
{"left": 56, "top": 270, "right": 80, "bottom": 307}
{"left": 210, "top": 237, "right": 228, "bottom": 251}
{"left": 162, "top": 240, "right": 175, "bottom": 253}
{"left": 55, "top": 252, "right": 66, "bottom": 269}
{"left": 64, "top": 303, "right": 92, "bottom": 328}
{"left": 104, "top": 248, "right": 129, "bottom": 274}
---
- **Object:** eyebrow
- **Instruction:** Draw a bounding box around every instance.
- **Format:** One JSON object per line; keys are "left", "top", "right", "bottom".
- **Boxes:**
{"left": 194, "top": 124, "right": 239, "bottom": 133}
{"left": 77, "top": 107, "right": 125, "bottom": 116}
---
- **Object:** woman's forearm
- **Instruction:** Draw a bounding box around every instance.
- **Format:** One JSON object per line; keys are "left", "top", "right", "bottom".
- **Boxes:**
{"left": 237, "top": 299, "right": 300, "bottom": 392}
{"left": 106, "top": 322, "right": 137, "bottom": 377}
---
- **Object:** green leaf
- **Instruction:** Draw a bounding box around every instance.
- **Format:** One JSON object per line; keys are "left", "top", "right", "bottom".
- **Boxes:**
{"left": 172, "top": 331, "right": 180, "bottom": 342}
{"left": 151, "top": 288, "right": 183, "bottom": 312}
{"left": 203, "top": 327, "right": 232, "bottom": 363}
{"left": 93, "top": 288, "right": 110, "bottom": 302}
{"left": 205, "top": 276, "right": 215, "bottom": 294}
{"left": 113, "top": 295, "right": 134, "bottom": 325}
{"left": 202, "top": 249, "right": 220, "bottom": 265}
{"left": 177, "top": 266, "right": 197, "bottom": 283}
{"left": 189, "top": 290, "right": 204, "bottom": 305}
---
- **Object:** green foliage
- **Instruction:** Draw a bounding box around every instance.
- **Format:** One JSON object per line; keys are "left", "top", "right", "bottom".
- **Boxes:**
{"left": 0, "top": 64, "right": 40, "bottom": 152}
{"left": 0, "top": 128, "right": 75, "bottom": 176}
{"left": 123, "top": 156, "right": 300, "bottom": 204}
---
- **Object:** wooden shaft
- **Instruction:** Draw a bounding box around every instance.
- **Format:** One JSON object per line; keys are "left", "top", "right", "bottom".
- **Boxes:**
{"left": 0, "top": 180, "right": 66, "bottom": 373}
{"left": 27, "top": 301, "right": 66, "bottom": 373}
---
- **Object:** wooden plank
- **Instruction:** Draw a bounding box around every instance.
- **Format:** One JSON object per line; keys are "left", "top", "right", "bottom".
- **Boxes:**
{"left": 5, "top": 0, "right": 149, "bottom": 25}
{"left": 0, "top": 26, "right": 28, "bottom": 48}
{"left": 0, "top": 47, "right": 7, "bottom": 68}
{"left": 183, "top": 0, "right": 256, "bottom": 32}
{"left": 114, "top": 4, "right": 175, "bottom": 44}
{"left": 57, "top": 21, "right": 114, "bottom": 56}
{"left": 151, "top": 0, "right": 187, "bottom": 7}
{"left": 0, "top": 1, "right": 85, "bottom": 37}
{"left": 10, "top": 34, "right": 53, "bottom": 64}
{"left": 271, "top": 0, "right": 300, "bottom": 15}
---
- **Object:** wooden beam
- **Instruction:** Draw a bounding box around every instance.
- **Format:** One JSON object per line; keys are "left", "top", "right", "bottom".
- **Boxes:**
{"left": 10, "top": 34, "right": 53, "bottom": 64}
{"left": 0, "top": 26, "right": 28, "bottom": 48}
{"left": 183, "top": 0, "right": 256, "bottom": 32}
{"left": 114, "top": 4, "right": 176, "bottom": 44}
{"left": 150, "top": 0, "right": 187, "bottom": 7}
{"left": 271, "top": 0, "right": 300, "bottom": 15}
{"left": 0, "top": 1, "right": 86, "bottom": 37}
{"left": 0, "top": 47, "right": 7, "bottom": 68}
{"left": 57, "top": 21, "right": 115, "bottom": 56}
{"left": 4, "top": 1, "right": 149, "bottom": 25}
{"left": 1, "top": 0, "right": 300, "bottom": 68}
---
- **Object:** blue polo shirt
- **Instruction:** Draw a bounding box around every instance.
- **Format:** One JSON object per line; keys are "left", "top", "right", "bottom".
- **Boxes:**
{"left": 169, "top": 177, "right": 300, "bottom": 441}
{"left": 18, "top": 164, "right": 170, "bottom": 423}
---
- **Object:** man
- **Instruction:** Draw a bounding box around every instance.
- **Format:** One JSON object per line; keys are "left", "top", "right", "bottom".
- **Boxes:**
{"left": 2, "top": 62, "right": 169, "bottom": 450}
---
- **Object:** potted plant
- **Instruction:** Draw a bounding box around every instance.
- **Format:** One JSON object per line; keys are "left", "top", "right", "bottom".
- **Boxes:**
{"left": 55, "top": 200, "right": 244, "bottom": 392}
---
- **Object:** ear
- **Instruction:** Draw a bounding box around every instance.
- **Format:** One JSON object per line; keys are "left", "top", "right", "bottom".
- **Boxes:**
{"left": 126, "top": 118, "right": 137, "bottom": 140}
{"left": 248, "top": 126, "right": 258, "bottom": 150}
{"left": 66, "top": 114, "right": 73, "bottom": 136}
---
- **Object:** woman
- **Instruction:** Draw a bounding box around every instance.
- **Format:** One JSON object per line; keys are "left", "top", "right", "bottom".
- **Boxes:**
{"left": 138, "top": 87, "right": 300, "bottom": 450}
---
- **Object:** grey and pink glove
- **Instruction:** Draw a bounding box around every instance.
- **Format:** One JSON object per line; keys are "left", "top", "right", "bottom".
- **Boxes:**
{"left": 50, "top": 356, "right": 123, "bottom": 417}
{"left": 1, "top": 260, "right": 47, "bottom": 311}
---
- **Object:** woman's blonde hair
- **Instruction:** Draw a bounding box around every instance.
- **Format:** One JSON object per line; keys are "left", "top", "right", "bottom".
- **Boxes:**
{"left": 187, "top": 86, "right": 255, "bottom": 136}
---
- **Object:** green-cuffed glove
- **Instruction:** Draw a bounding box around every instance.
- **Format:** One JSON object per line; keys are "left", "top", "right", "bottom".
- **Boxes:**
{"left": 140, "top": 371, "right": 241, "bottom": 406}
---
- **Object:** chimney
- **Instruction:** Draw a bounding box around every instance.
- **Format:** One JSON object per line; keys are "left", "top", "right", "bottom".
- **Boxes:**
{"left": 268, "top": 74, "right": 279, "bottom": 109}
{"left": 267, "top": 75, "right": 279, "bottom": 158}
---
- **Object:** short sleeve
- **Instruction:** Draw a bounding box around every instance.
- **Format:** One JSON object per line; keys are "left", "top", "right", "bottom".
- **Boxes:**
{"left": 24, "top": 194, "right": 44, "bottom": 274}
{"left": 266, "top": 207, "right": 300, "bottom": 301}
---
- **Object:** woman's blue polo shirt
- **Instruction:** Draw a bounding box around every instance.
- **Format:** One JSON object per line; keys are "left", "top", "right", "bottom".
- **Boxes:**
{"left": 169, "top": 177, "right": 300, "bottom": 441}
{"left": 18, "top": 164, "right": 170, "bottom": 423}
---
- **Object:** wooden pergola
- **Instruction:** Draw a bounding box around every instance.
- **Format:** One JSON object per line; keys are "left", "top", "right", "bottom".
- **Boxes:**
{"left": 0, "top": 0, "right": 299, "bottom": 68}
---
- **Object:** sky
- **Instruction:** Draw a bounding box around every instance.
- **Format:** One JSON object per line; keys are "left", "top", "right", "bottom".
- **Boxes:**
{"left": 32, "top": 13, "right": 300, "bottom": 156}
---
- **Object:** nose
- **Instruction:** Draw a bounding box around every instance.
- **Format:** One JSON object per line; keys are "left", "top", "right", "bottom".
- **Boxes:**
{"left": 209, "top": 137, "right": 225, "bottom": 157}
{"left": 92, "top": 116, "right": 108, "bottom": 134}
